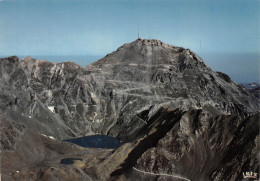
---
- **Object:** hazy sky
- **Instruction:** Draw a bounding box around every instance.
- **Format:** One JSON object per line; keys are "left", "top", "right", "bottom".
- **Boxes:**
{"left": 0, "top": 0, "right": 259, "bottom": 82}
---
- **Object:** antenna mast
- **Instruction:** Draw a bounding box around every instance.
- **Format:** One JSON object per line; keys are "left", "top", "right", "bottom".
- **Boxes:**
{"left": 138, "top": 28, "right": 140, "bottom": 39}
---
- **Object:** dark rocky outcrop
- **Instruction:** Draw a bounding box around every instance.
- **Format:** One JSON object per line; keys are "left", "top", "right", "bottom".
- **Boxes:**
{"left": 0, "top": 39, "right": 259, "bottom": 180}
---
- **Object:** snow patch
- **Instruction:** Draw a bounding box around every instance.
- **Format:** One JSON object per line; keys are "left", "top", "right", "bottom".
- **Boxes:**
{"left": 95, "top": 119, "right": 102, "bottom": 123}
{"left": 47, "top": 90, "right": 52, "bottom": 97}
{"left": 48, "top": 136, "right": 55, "bottom": 140}
{"left": 41, "top": 134, "right": 55, "bottom": 140}
{"left": 129, "top": 63, "right": 138, "bottom": 66}
{"left": 90, "top": 92, "right": 100, "bottom": 104}
{"left": 48, "top": 106, "right": 55, "bottom": 113}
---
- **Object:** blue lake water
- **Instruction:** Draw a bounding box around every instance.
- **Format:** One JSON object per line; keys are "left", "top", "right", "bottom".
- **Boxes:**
{"left": 63, "top": 135, "right": 121, "bottom": 149}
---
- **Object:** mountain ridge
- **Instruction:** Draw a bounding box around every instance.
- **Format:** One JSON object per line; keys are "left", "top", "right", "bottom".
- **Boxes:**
{"left": 0, "top": 39, "right": 259, "bottom": 180}
{"left": 0, "top": 39, "right": 258, "bottom": 139}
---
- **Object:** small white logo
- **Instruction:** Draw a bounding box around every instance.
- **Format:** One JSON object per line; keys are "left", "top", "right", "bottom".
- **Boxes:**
{"left": 243, "top": 172, "right": 258, "bottom": 179}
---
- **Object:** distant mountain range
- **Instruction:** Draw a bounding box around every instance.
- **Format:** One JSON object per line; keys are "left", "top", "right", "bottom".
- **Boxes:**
{"left": 1, "top": 39, "right": 259, "bottom": 181}
{"left": 240, "top": 83, "right": 260, "bottom": 99}
{"left": 240, "top": 82, "right": 260, "bottom": 90}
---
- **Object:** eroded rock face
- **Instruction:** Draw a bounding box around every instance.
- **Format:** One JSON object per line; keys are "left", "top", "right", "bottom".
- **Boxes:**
{"left": 0, "top": 39, "right": 259, "bottom": 181}
{"left": 134, "top": 111, "right": 259, "bottom": 181}
{"left": 0, "top": 39, "right": 258, "bottom": 140}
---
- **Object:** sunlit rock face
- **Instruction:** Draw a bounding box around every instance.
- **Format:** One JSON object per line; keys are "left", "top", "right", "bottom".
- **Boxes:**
{"left": 0, "top": 39, "right": 257, "bottom": 140}
{"left": 0, "top": 39, "right": 259, "bottom": 181}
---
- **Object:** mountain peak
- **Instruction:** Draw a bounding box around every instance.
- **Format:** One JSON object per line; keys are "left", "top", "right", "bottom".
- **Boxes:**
{"left": 87, "top": 39, "right": 258, "bottom": 116}
{"left": 1, "top": 39, "right": 259, "bottom": 181}
{"left": 22, "top": 56, "right": 35, "bottom": 61}
{"left": 131, "top": 38, "right": 177, "bottom": 49}
{"left": 90, "top": 38, "right": 205, "bottom": 72}
{"left": 135, "top": 38, "right": 164, "bottom": 44}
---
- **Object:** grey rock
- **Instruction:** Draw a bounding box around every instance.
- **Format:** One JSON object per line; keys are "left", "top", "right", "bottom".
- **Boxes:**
{"left": 1, "top": 39, "right": 258, "bottom": 141}
{"left": 0, "top": 39, "right": 259, "bottom": 181}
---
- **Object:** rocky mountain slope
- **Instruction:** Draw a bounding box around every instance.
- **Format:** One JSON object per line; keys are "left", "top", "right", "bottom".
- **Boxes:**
{"left": 0, "top": 39, "right": 259, "bottom": 180}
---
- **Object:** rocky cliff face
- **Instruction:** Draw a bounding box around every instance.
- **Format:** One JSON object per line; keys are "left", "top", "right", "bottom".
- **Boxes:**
{"left": 134, "top": 110, "right": 259, "bottom": 181}
{"left": 0, "top": 39, "right": 259, "bottom": 181}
